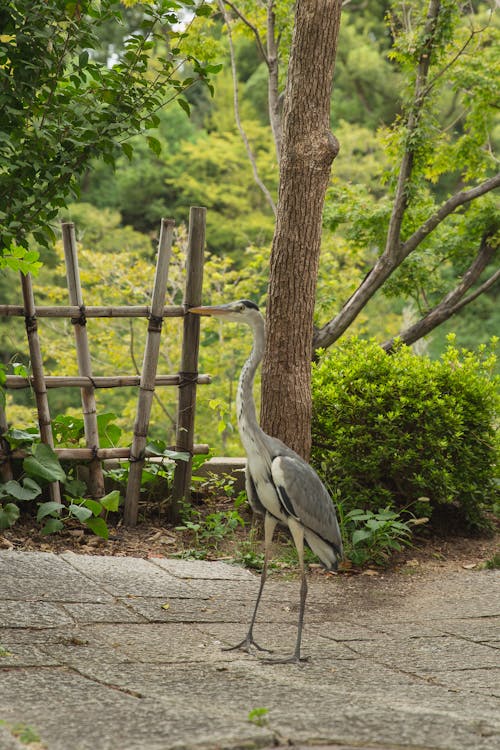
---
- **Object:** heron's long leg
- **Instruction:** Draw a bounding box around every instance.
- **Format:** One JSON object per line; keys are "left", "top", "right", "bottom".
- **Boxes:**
{"left": 264, "top": 518, "right": 309, "bottom": 664}
{"left": 222, "top": 513, "right": 277, "bottom": 654}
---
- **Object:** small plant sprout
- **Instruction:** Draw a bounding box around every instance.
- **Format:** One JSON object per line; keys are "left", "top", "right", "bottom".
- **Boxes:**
{"left": 247, "top": 707, "right": 269, "bottom": 727}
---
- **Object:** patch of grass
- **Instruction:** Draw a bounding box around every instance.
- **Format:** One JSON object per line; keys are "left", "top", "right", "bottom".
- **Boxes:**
{"left": 484, "top": 553, "right": 500, "bottom": 569}
{"left": 247, "top": 707, "right": 269, "bottom": 727}
{"left": 0, "top": 720, "right": 45, "bottom": 747}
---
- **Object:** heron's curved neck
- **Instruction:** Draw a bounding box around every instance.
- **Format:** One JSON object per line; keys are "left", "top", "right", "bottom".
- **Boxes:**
{"left": 236, "top": 314, "right": 266, "bottom": 442}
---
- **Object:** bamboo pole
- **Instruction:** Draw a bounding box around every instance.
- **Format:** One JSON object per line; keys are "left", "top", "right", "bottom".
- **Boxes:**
{"left": 3, "top": 444, "right": 209, "bottom": 461}
{"left": 0, "top": 304, "right": 185, "bottom": 318}
{"left": 171, "top": 207, "right": 206, "bottom": 518}
{"left": 20, "top": 273, "right": 61, "bottom": 504}
{"left": 5, "top": 374, "right": 211, "bottom": 389}
{"left": 124, "top": 218, "right": 175, "bottom": 526}
{"left": 61, "top": 222, "right": 105, "bottom": 499}
{"left": 0, "top": 402, "right": 13, "bottom": 482}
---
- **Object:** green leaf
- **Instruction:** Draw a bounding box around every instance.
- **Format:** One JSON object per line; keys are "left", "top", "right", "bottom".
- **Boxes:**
{"left": 99, "top": 490, "right": 121, "bottom": 512}
{"left": 86, "top": 516, "right": 109, "bottom": 539}
{"left": 195, "top": 4, "right": 213, "bottom": 17}
{"left": 146, "top": 136, "right": 162, "bottom": 156}
{"left": 24, "top": 444, "right": 66, "bottom": 483}
{"left": 96, "top": 413, "right": 121, "bottom": 448}
{"left": 0, "top": 503, "right": 20, "bottom": 530}
{"left": 177, "top": 98, "right": 191, "bottom": 116}
{"left": 121, "top": 142, "right": 134, "bottom": 161}
{"left": 69, "top": 504, "right": 93, "bottom": 522}
{"left": 2, "top": 478, "right": 41, "bottom": 502}
{"left": 145, "top": 443, "right": 190, "bottom": 462}
{"left": 40, "top": 518, "right": 64, "bottom": 536}
{"left": 82, "top": 498, "right": 104, "bottom": 517}
{"left": 63, "top": 478, "right": 87, "bottom": 498}
{"left": 352, "top": 529, "right": 372, "bottom": 546}
{"left": 203, "top": 63, "right": 223, "bottom": 74}
{"left": 79, "top": 51, "right": 89, "bottom": 68}
{"left": 36, "top": 501, "right": 64, "bottom": 521}
{"left": 6, "top": 428, "right": 39, "bottom": 446}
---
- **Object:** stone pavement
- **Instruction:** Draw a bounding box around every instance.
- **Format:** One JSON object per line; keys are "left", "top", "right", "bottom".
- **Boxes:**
{"left": 0, "top": 550, "right": 498, "bottom": 750}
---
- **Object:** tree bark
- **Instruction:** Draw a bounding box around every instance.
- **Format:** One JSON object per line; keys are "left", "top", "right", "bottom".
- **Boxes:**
{"left": 261, "top": 0, "right": 342, "bottom": 460}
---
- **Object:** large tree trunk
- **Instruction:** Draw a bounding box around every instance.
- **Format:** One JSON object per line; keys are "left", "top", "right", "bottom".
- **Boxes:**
{"left": 261, "top": 0, "right": 342, "bottom": 460}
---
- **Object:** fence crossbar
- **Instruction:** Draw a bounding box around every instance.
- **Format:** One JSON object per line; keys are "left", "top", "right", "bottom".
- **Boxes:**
{"left": 5, "top": 374, "right": 211, "bottom": 389}
{"left": 0, "top": 305, "right": 185, "bottom": 318}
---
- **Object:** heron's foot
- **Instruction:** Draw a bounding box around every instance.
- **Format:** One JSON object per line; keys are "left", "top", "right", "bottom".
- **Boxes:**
{"left": 222, "top": 634, "right": 273, "bottom": 654}
{"left": 262, "top": 653, "right": 310, "bottom": 665}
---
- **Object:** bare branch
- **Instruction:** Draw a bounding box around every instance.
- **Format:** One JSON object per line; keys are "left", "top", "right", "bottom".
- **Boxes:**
{"left": 218, "top": 0, "right": 277, "bottom": 215}
{"left": 382, "top": 235, "right": 498, "bottom": 351}
{"left": 313, "top": 172, "right": 500, "bottom": 352}
{"left": 421, "top": 24, "right": 479, "bottom": 100}
{"left": 385, "top": 0, "right": 442, "bottom": 260}
{"left": 400, "top": 172, "right": 500, "bottom": 260}
{"left": 223, "top": 0, "right": 269, "bottom": 64}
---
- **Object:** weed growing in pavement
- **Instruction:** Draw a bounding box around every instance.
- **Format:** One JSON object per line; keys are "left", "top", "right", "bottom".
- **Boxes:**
{"left": 247, "top": 707, "right": 269, "bottom": 727}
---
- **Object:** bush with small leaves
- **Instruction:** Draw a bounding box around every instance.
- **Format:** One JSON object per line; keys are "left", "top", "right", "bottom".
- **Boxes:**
{"left": 311, "top": 336, "right": 499, "bottom": 530}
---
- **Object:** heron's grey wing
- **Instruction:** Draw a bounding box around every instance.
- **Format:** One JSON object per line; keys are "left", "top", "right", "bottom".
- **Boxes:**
{"left": 270, "top": 454, "right": 342, "bottom": 550}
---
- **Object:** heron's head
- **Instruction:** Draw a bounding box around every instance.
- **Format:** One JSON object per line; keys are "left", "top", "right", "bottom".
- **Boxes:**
{"left": 189, "top": 299, "right": 261, "bottom": 324}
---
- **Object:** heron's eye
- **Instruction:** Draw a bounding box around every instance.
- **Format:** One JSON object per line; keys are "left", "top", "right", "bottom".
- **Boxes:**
{"left": 237, "top": 303, "right": 245, "bottom": 312}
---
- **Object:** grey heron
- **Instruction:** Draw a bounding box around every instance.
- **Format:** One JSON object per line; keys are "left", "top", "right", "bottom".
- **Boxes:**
{"left": 190, "top": 299, "right": 343, "bottom": 663}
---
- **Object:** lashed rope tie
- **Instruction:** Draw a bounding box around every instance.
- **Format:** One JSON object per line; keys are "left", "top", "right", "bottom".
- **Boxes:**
{"left": 129, "top": 446, "right": 147, "bottom": 463}
{"left": 71, "top": 305, "right": 87, "bottom": 327}
{"left": 147, "top": 313, "right": 163, "bottom": 332}
{"left": 24, "top": 314, "right": 37, "bottom": 333}
{"left": 178, "top": 371, "right": 198, "bottom": 388}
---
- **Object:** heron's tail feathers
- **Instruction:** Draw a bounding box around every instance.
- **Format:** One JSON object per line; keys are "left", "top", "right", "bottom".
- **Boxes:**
{"left": 304, "top": 529, "right": 342, "bottom": 571}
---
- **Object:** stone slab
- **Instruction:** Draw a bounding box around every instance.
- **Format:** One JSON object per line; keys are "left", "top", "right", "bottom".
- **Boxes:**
{"left": 1, "top": 551, "right": 499, "bottom": 750}
{"left": 0, "top": 600, "right": 74, "bottom": 629}
{"left": 60, "top": 552, "right": 205, "bottom": 599}
{"left": 151, "top": 557, "right": 255, "bottom": 580}
{"left": 1, "top": 550, "right": 112, "bottom": 603}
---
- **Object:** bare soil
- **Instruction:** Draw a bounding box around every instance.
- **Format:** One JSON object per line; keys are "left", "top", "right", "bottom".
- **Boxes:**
{"left": 1, "top": 494, "right": 498, "bottom": 579}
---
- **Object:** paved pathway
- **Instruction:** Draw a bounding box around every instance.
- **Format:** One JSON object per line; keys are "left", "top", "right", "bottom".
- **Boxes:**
{"left": 0, "top": 550, "right": 498, "bottom": 750}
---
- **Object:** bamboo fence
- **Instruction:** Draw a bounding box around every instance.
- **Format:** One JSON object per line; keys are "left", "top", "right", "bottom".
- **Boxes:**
{"left": 1, "top": 211, "right": 210, "bottom": 525}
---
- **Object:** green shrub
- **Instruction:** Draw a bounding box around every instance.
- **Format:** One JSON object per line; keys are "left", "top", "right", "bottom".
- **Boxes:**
{"left": 311, "top": 336, "right": 499, "bottom": 530}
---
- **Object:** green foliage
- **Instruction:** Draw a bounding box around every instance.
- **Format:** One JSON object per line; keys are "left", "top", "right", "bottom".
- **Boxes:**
{"left": 484, "top": 553, "right": 500, "bottom": 570}
{"left": 311, "top": 336, "right": 499, "bottom": 529}
{"left": 0, "top": 0, "right": 220, "bottom": 269}
{"left": 101, "top": 440, "right": 190, "bottom": 518}
{"left": 175, "top": 492, "right": 246, "bottom": 554}
{"left": 339, "top": 506, "right": 417, "bottom": 566}
{"left": 247, "top": 707, "right": 269, "bottom": 727}
{"left": 0, "top": 426, "right": 122, "bottom": 536}
{"left": 0, "top": 720, "right": 42, "bottom": 746}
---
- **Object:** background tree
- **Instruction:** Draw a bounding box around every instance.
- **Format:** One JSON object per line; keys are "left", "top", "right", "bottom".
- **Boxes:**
{"left": 218, "top": 0, "right": 499, "bottom": 458}
{"left": 0, "top": 0, "right": 219, "bottom": 272}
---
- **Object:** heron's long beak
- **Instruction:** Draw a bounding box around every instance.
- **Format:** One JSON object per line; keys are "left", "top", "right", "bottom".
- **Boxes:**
{"left": 189, "top": 305, "right": 232, "bottom": 317}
